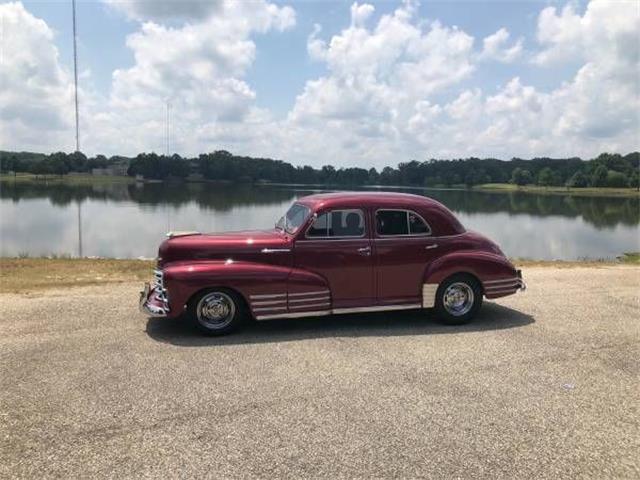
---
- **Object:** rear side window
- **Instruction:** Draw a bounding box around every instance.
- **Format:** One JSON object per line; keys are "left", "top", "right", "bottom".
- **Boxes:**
{"left": 306, "top": 209, "right": 365, "bottom": 238}
{"left": 376, "top": 210, "right": 431, "bottom": 236}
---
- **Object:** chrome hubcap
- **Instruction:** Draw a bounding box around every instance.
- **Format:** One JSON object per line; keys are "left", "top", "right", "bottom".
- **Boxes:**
{"left": 196, "top": 292, "right": 235, "bottom": 329}
{"left": 443, "top": 282, "right": 474, "bottom": 316}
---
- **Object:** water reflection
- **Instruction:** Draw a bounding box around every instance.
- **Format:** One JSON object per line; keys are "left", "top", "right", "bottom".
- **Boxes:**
{"left": 1, "top": 180, "right": 638, "bottom": 260}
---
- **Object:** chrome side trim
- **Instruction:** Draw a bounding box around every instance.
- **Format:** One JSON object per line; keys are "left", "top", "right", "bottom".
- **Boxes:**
{"left": 287, "top": 290, "right": 329, "bottom": 297}
{"left": 256, "top": 310, "right": 332, "bottom": 320}
{"left": 483, "top": 277, "right": 526, "bottom": 293}
{"left": 251, "top": 299, "right": 287, "bottom": 306}
{"left": 484, "top": 277, "right": 519, "bottom": 285}
{"left": 289, "top": 302, "right": 330, "bottom": 310}
{"left": 252, "top": 306, "right": 288, "bottom": 313}
{"left": 250, "top": 293, "right": 286, "bottom": 300}
{"left": 288, "top": 296, "right": 330, "bottom": 304}
{"left": 422, "top": 283, "right": 438, "bottom": 308}
{"left": 260, "top": 248, "right": 291, "bottom": 253}
{"left": 254, "top": 303, "right": 422, "bottom": 320}
{"left": 332, "top": 304, "right": 421, "bottom": 314}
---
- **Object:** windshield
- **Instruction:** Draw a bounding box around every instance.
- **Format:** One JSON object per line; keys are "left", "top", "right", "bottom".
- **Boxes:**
{"left": 280, "top": 203, "right": 310, "bottom": 234}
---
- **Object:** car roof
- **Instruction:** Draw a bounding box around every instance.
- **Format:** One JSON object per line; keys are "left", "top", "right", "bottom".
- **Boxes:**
{"left": 296, "top": 191, "right": 446, "bottom": 211}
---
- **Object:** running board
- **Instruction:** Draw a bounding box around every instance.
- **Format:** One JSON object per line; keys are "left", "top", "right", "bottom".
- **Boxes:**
{"left": 255, "top": 303, "right": 422, "bottom": 321}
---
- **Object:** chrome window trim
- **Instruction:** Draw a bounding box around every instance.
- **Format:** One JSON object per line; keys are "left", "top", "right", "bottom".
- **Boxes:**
{"left": 374, "top": 208, "right": 432, "bottom": 238}
{"left": 304, "top": 208, "right": 367, "bottom": 240}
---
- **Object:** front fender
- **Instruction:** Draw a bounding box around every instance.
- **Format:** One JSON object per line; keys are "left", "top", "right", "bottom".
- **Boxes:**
{"left": 162, "top": 260, "right": 328, "bottom": 318}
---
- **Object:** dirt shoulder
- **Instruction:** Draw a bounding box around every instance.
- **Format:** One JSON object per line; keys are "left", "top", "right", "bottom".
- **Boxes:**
{"left": 0, "top": 258, "right": 152, "bottom": 293}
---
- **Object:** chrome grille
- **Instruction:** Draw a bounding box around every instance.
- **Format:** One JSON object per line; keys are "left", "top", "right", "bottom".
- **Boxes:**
{"left": 153, "top": 269, "right": 170, "bottom": 306}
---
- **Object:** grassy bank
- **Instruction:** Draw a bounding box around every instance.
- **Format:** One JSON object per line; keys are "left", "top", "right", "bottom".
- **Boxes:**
{"left": 2, "top": 174, "right": 639, "bottom": 196}
{"left": 1, "top": 256, "right": 638, "bottom": 294}
{"left": 0, "top": 258, "right": 153, "bottom": 293}
{"left": 475, "top": 183, "right": 640, "bottom": 197}
{"left": 0, "top": 173, "right": 135, "bottom": 185}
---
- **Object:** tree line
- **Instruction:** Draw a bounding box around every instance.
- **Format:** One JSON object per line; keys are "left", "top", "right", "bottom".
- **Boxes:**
{"left": 1, "top": 149, "right": 638, "bottom": 189}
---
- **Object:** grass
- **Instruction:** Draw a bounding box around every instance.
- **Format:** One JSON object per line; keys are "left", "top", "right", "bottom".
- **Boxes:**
{"left": 475, "top": 183, "right": 640, "bottom": 197}
{"left": 617, "top": 252, "right": 640, "bottom": 264}
{"left": 1, "top": 256, "right": 638, "bottom": 294}
{"left": 0, "top": 258, "right": 153, "bottom": 293}
{"left": 0, "top": 173, "right": 135, "bottom": 185}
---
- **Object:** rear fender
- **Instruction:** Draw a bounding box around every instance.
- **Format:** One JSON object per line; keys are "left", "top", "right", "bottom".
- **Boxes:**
{"left": 421, "top": 251, "right": 518, "bottom": 307}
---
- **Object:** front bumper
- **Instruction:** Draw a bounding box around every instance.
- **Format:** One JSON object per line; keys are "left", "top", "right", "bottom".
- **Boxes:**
{"left": 139, "top": 269, "right": 170, "bottom": 317}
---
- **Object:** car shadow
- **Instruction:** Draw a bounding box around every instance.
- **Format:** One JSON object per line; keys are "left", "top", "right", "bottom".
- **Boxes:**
{"left": 145, "top": 302, "right": 534, "bottom": 347}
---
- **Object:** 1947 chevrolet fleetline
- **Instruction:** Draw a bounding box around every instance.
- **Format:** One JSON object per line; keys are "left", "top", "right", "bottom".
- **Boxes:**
{"left": 140, "top": 192, "right": 525, "bottom": 335}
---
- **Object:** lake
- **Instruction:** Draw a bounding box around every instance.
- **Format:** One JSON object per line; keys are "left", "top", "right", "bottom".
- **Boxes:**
{"left": 1, "top": 180, "right": 638, "bottom": 260}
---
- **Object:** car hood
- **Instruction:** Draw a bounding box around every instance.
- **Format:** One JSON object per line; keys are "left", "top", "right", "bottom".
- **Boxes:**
{"left": 157, "top": 229, "right": 292, "bottom": 267}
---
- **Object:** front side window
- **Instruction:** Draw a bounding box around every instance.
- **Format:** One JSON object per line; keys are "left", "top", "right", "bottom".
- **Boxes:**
{"left": 306, "top": 209, "right": 365, "bottom": 238}
{"left": 376, "top": 210, "right": 431, "bottom": 236}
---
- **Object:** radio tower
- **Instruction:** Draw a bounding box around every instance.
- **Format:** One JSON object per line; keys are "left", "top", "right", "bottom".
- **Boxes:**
{"left": 72, "top": 0, "right": 80, "bottom": 152}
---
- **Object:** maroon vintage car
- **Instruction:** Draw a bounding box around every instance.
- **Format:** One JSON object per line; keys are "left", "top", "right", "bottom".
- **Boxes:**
{"left": 140, "top": 192, "right": 525, "bottom": 335}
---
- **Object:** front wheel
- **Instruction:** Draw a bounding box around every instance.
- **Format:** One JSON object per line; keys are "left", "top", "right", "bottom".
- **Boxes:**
{"left": 187, "top": 289, "right": 246, "bottom": 335}
{"left": 434, "top": 274, "right": 483, "bottom": 325}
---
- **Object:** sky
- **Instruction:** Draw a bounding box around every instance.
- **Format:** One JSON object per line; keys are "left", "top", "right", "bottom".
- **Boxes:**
{"left": 1, "top": 0, "right": 639, "bottom": 169}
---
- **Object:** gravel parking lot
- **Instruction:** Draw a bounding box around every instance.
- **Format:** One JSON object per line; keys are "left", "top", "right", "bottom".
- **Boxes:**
{"left": 1, "top": 266, "right": 639, "bottom": 479}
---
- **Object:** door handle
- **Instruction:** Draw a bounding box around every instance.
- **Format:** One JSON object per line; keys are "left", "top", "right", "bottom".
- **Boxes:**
{"left": 357, "top": 246, "right": 371, "bottom": 256}
{"left": 425, "top": 244, "right": 438, "bottom": 250}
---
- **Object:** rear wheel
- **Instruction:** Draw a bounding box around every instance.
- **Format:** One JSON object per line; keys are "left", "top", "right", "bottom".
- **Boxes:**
{"left": 188, "top": 289, "right": 246, "bottom": 335}
{"left": 435, "top": 274, "right": 483, "bottom": 325}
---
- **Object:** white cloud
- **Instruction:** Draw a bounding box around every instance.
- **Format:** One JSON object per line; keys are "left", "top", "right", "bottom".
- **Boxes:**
{"left": 104, "top": 0, "right": 225, "bottom": 22}
{"left": 1, "top": 0, "right": 638, "bottom": 167}
{"left": 282, "top": 0, "right": 638, "bottom": 166}
{"left": 89, "top": 0, "right": 296, "bottom": 155}
{"left": 480, "top": 28, "right": 523, "bottom": 63}
{"left": 0, "top": 2, "right": 75, "bottom": 152}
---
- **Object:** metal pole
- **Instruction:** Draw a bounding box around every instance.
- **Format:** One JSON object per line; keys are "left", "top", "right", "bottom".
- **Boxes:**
{"left": 72, "top": 0, "right": 80, "bottom": 152}
{"left": 77, "top": 202, "right": 83, "bottom": 258}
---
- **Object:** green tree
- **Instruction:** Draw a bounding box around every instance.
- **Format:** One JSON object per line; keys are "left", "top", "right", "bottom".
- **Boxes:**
{"left": 566, "top": 171, "right": 589, "bottom": 188}
{"left": 537, "top": 167, "right": 554, "bottom": 187}
{"left": 590, "top": 165, "right": 609, "bottom": 187}
{"left": 511, "top": 168, "right": 532, "bottom": 186}
{"left": 629, "top": 171, "right": 639, "bottom": 191}
{"left": 605, "top": 170, "right": 628, "bottom": 188}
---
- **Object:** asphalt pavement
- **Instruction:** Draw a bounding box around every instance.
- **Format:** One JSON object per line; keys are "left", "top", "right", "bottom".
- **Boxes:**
{"left": 1, "top": 266, "right": 638, "bottom": 479}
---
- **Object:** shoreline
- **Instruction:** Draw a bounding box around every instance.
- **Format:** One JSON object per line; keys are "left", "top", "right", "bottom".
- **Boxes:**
{"left": 1, "top": 257, "right": 638, "bottom": 294}
{"left": 2, "top": 173, "right": 638, "bottom": 197}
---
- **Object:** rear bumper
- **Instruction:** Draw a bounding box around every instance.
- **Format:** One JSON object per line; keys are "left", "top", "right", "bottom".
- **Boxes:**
{"left": 483, "top": 270, "right": 526, "bottom": 298}
{"left": 516, "top": 269, "right": 526, "bottom": 291}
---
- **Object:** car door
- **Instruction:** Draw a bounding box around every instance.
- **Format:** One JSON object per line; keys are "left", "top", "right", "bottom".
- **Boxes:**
{"left": 293, "top": 208, "right": 374, "bottom": 308}
{"left": 373, "top": 209, "right": 439, "bottom": 305}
